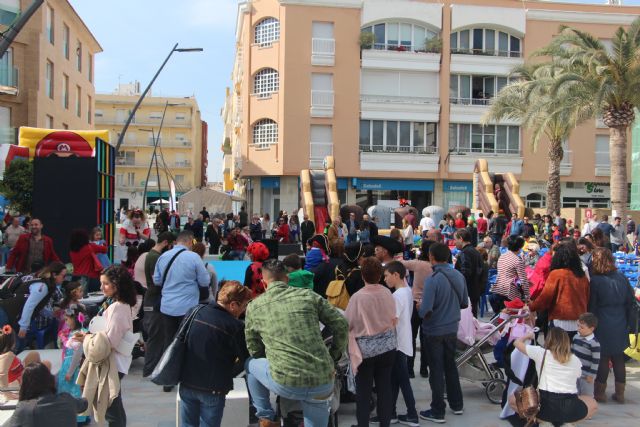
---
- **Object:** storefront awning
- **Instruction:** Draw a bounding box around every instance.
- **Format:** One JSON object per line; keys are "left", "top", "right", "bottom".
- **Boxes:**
{"left": 352, "top": 178, "right": 434, "bottom": 191}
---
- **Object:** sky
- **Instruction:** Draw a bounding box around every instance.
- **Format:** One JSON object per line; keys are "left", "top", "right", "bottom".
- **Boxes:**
{"left": 69, "top": 0, "right": 640, "bottom": 184}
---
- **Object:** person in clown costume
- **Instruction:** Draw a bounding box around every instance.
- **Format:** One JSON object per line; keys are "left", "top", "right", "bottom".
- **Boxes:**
{"left": 119, "top": 209, "right": 151, "bottom": 246}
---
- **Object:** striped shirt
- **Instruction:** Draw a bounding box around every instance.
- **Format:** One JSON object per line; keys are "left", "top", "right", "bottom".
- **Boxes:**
{"left": 571, "top": 333, "right": 601, "bottom": 377}
{"left": 491, "top": 251, "right": 530, "bottom": 301}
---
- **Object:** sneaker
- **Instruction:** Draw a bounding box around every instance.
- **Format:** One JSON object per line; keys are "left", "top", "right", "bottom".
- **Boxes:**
{"left": 451, "top": 408, "right": 464, "bottom": 415}
{"left": 419, "top": 410, "right": 445, "bottom": 424}
{"left": 370, "top": 415, "right": 399, "bottom": 424}
{"left": 398, "top": 414, "right": 420, "bottom": 426}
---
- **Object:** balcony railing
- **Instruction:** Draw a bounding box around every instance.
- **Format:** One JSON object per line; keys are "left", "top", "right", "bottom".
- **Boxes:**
{"left": 452, "top": 147, "right": 520, "bottom": 155}
{"left": 450, "top": 97, "right": 493, "bottom": 106}
{"left": 0, "top": 63, "right": 18, "bottom": 92}
{"left": 365, "top": 43, "right": 440, "bottom": 54}
{"left": 311, "top": 90, "right": 334, "bottom": 107}
{"left": 361, "top": 94, "right": 439, "bottom": 105}
{"left": 451, "top": 48, "right": 522, "bottom": 58}
{"left": 312, "top": 38, "right": 335, "bottom": 55}
{"left": 174, "top": 160, "right": 192, "bottom": 168}
{"left": 360, "top": 145, "right": 438, "bottom": 155}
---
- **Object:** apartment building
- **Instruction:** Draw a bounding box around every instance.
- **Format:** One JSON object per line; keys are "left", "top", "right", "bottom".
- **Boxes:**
{"left": 0, "top": 0, "right": 101, "bottom": 143}
{"left": 95, "top": 84, "right": 205, "bottom": 209}
{"left": 222, "top": 0, "right": 640, "bottom": 218}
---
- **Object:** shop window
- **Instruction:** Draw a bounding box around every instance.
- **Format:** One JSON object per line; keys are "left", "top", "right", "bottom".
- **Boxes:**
{"left": 526, "top": 193, "right": 546, "bottom": 209}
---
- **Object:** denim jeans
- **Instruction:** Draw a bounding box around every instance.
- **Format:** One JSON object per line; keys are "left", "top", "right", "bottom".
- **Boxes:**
{"left": 245, "top": 358, "right": 333, "bottom": 427}
{"left": 424, "top": 334, "right": 463, "bottom": 417}
{"left": 180, "top": 385, "right": 226, "bottom": 427}
{"left": 392, "top": 351, "right": 417, "bottom": 418}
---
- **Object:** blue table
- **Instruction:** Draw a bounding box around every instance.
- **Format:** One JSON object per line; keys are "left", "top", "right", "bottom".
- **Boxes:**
{"left": 208, "top": 260, "right": 251, "bottom": 283}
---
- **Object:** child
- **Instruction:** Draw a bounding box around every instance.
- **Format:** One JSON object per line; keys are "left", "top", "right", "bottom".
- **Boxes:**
{"left": 58, "top": 281, "right": 86, "bottom": 336}
{"left": 282, "top": 254, "right": 314, "bottom": 289}
{"left": 90, "top": 226, "right": 111, "bottom": 269}
{"left": 571, "top": 312, "right": 601, "bottom": 398}
{"left": 0, "top": 325, "right": 24, "bottom": 388}
{"left": 57, "top": 307, "right": 88, "bottom": 424}
{"left": 375, "top": 261, "right": 419, "bottom": 425}
{"left": 552, "top": 223, "right": 562, "bottom": 243}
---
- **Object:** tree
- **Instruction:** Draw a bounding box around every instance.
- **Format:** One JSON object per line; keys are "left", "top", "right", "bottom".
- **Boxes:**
{"left": 0, "top": 159, "right": 33, "bottom": 214}
{"left": 483, "top": 64, "right": 593, "bottom": 215}
{"left": 538, "top": 18, "right": 640, "bottom": 218}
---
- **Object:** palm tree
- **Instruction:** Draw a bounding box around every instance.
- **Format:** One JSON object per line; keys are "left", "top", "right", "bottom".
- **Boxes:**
{"left": 537, "top": 18, "right": 640, "bottom": 218}
{"left": 483, "top": 64, "right": 592, "bottom": 215}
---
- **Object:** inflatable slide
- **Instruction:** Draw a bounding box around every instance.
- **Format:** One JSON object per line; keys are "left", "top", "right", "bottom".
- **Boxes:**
{"left": 473, "top": 159, "right": 525, "bottom": 218}
{"left": 300, "top": 156, "right": 340, "bottom": 234}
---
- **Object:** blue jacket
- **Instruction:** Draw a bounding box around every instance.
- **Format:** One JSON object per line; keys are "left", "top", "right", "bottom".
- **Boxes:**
{"left": 180, "top": 303, "right": 249, "bottom": 394}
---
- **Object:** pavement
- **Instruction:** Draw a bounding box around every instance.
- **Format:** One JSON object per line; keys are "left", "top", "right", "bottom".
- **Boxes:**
{"left": 121, "top": 355, "right": 640, "bottom": 427}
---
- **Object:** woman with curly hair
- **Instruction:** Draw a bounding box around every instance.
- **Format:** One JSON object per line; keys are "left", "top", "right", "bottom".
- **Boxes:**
{"left": 74, "top": 265, "right": 137, "bottom": 425}
{"left": 118, "top": 209, "right": 151, "bottom": 246}
{"left": 529, "top": 243, "right": 590, "bottom": 339}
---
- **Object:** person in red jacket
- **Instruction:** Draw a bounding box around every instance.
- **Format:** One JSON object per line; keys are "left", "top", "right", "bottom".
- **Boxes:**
{"left": 275, "top": 218, "right": 290, "bottom": 243}
{"left": 69, "top": 229, "right": 107, "bottom": 293}
{"left": 6, "top": 218, "right": 60, "bottom": 274}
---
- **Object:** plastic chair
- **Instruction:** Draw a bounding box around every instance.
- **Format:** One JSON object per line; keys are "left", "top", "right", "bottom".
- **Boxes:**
{"left": 480, "top": 269, "right": 498, "bottom": 318}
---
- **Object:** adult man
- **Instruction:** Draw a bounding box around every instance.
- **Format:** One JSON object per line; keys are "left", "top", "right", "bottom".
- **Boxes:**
{"left": 508, "top": 213, "right": 524, "bottom": 237}
{"left": 153, "top": 230, "right": 210, "bottom": 360}
{"left": 610, "top": 216, "right": 629, "bottom": 253}
{"left": 199, "top": 206, "right": 210, "bottom": 222}
{"left": 373, "top": 235, "right": 403, "bottom": 266}
{"left": 238, "top": 206, "right": 249, "bottom": 228}
{"left": 419, "top": 243, "right": 468, "bottom": 423}
{"left": 183, "top": 217, "right": 195, "bottom": 233}
{"left": 2, "top": 217, "right": 25, "bottom": 266}
{"left": 228, "top": 226, "right": 249, "bottom": 260}
{"left": 156, "top": 208, "right": 170, "bottom": 233}
{"left": 482, "top": 236, "right": 501, "bottom": 270}
{"left": 192, "top": 214, "right": 205, "bottom": 243}
{"left": 205, "top": 219, "right": 222, "bottom": 255}
{"left": 6, "top": 218, "right": 60, "bottom": 274}
{"left": 582, "top": 214, "right": 599, "bottom": 236}
{"left": 169, "top": 210, "right": 181, "bottom": 233}
{"left": 346, "top": 212, "right": 359, "bottom": 244}
{"left": 327, "top": 216, "right": 343, "bottom": 248}
{"left": 419, "top": 212, "right": 436, "bottom": 238}
{"left": 300, "top": 215, "right": 315, "bottom": 251}
{"left": 143, "top": 232, "right": 175, "bottom": 378}
{"left": 249, "top": 215, "right": 263, "bottom": 242}
{"left": 454, "top": 228, "right": 484, "bottom": 317}
{"left": 489, "top": 211, "right": 508, "bottom": 246}
{"left": 178, "top": 282, "right": 251, "bottom": 426}
{"left": 596, "top": 215, "right": 614, "bottom": 246}
{"left": 476, "top": 213, "right": 487, "bottom": 241}
{"left": 363, "top": 214, "right": 378, "bottom": 238}
{"left": 626, "top": 215, "right": 636, "bottom": 245}
{"left": 244, "top": 260, "right": 348, "bottom": 427}
{"left": 522, "top": 217, "right": 536, "bottom": 238}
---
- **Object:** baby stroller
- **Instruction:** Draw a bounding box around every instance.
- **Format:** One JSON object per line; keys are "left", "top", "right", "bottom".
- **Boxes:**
{"left": 456, "top": 311, "right": 530, "bottom": 404}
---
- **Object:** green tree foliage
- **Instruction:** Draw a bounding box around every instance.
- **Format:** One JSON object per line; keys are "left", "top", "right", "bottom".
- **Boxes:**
{"left": 0, "top": 159, "right": 33, "bottom": 214}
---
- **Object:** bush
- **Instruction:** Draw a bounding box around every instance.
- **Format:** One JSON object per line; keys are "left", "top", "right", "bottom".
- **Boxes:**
{"left": 0, "top": 159, "right": 33, "bottom": 214}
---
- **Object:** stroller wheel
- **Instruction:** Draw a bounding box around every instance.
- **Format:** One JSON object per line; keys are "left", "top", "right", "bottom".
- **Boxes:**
{"left": 489, "top": 363, "right": 504, "bottom": 380}
{"left": 485, "top": 379, "right": 506, "bottom": 404}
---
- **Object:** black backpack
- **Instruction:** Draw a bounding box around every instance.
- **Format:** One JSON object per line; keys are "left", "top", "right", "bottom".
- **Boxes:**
{"left": 0, "top": 274, "right": 29, "bottom": 300}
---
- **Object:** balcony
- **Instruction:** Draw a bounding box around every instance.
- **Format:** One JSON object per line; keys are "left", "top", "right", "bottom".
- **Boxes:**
{"left": 310, "top": 141, "right": 333, "bottom": 168}
{"left": 450, "top": 52, "right": 524, "bottom": 76}
{"left": 360, "top": 146, "right": 439, "bottom": 172}
{"left": 115, "top": 158, "right": 146, "bottom": 168}
{"left": 560, "top": 150, "right": 572, "bottom": 176}
{"left": 174, "top": 160, "right": 192, "bottom": 168}
{"left": 94, "top": 117, "right": 191, "bottom": 128}
{"left": 449, "top": 97, "right": 519, "bottom": 125}
{"left": 361, "top": 46, "right": 441, "bottom": 72}
{"left": 451, "top": 48, "right": 522, "bottom": 58}
{"left": 448, "top": 151, "right": 523, "bottom": 174}
{"left": 595, "top": 151, "right": 610, "bottom": 176}
{"left": 311, "top": 38, "right": 335, "bottom": 66}
{"left": 122, "top": 139, "right": 193, "bottom": 148}
{"left": 310, "top": 90, "right": 334, "bottom": 118}
{"left": 0, "top": 63, "right": 18, "bottom": 95}
{"left": 361, "top": 94, "right": 440, "bottom": 122}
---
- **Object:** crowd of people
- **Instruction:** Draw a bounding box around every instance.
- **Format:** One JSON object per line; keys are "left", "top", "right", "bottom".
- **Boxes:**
{"left": 0, "top": 205, "right": 637, "bottom": 427}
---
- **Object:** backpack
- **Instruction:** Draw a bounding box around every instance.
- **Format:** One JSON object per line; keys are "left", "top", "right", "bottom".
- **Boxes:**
{"left": 0, "top": 273, "right": 29, "bottom": 300}
{"left": 325, "top": 267, "right": 358, "bottom": 310}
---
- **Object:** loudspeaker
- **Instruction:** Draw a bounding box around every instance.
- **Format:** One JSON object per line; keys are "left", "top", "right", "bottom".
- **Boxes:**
{"left": 261, "top": 239, "right": 279, "bottom": 259}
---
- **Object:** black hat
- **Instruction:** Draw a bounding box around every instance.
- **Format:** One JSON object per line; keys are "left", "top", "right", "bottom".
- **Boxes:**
{"left": 344, "top": 242, "right": 363, "bottom": 263}
{"left": 372, "top": 235, "right": 403, "bottom": 255}
{"left": 308, "top": 234, "right": 330, "bottom": 255}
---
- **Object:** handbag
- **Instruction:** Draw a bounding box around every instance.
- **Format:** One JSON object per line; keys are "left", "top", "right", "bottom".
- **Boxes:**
{"left": 355, "top": 328, "right": 397, "bottom": 359}
{"left": 514, "top": 349, "right": 547, "bottom": 427}
{"left": 150, "top": 304, "right": 205, "bottom": 386}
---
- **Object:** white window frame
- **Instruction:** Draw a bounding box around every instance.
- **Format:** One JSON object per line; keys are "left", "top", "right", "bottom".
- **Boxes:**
{"left": 46, "top": 6, "right": 54, "bottom": 44}
{"left": 254, "top": 17, "right": 280, "bottom": 47}
{"left": 63, "top": 24, "right": 69, "bottom": 59}
{"left": 75, "top": 85, "right": 81, "bottom": 117}
{"left": 45, "top": 60, "right": 53, "bottom": 99}
{"left": 361, "top": 22, "right": 438, "bottom": 52}
{"left": 450, "top": 28, "right": 522, "bottom": 57}
{"left": 449, "top": 124, "right": 520, "bottom": 155}
{"left": 149, "top": 111, "right": 163, "bottom": 119}
{"left": 252, "top": 119, "right": 278, "bottom": 148}
{"left": 253, "top": 68, "right": 279, "bottom": 98}
{"left": 359, "top": 120, "right": 438, "bottom": 153}
{"left": 62, "top": 73, "right": 68, "bottom": 109}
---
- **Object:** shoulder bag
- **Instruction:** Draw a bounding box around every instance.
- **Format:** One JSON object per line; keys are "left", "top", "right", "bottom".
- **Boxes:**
{"left": 151, "top": 304, "right": 206, "bottom": 386}
{"left": 514, "top": 349, "right": 547, "bottom": 427}
{"left": 356, "top": 328, "right": 397, "bottom": 359}
{"left": 154, "top": 248, "right": 186, "bottom": 311}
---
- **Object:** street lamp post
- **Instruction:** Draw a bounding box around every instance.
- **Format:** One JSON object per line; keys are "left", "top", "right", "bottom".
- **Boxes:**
{"left": 115, "top": 43, "right": 203, "bottom": 152}
{"left": 140, "top": 128, "right": 160, "bottom": 212}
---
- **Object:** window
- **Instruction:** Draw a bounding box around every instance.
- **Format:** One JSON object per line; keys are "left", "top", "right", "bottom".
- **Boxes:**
{"left": 253, "top": 68, "right": 279, "bottom": 97}
{"left": 116, "top": 174, "right": 124, "bottom": 186}
{"left": 0, "top": 48, "right": 16, "bottom": 87}
{"left": 0, "top": 1, "right": 19, "bottom": 26}
{"left": 45, "top": 115, "right": 53, "bottom": 129}
{"left": 87, "top": 95, "right": 92, "bottom": 124}
{"left": 361, "top": 21, "right": 438, "bottom": 51}
{"left": 176, "top": 133, "right": 186, "bottom": 141}
{"left": 449, "top": 124, "right": 520, "bottom": 154}
{"left": 63, "top": 24, "right": 69, "bottom": 59}
{"left": 176, "top": 112, "right": 186, "bottom": 121}
{"left": 311, "top": 73, "right": 333, "bottom": 106}
{"left": 45, "top": 60, "right": 53, "bottom": 99}
{"left": 252, "top": 119, "right": 278, "bottom": 147}
{"left": 62, "top": 74, "right": 68, "bottom": 109}
{"left": 75, "top": 85, "right": 81, "bottom": 117}
{"left": 94, "top": 109, "right": 103, "bottom": 118}
{"left": 46, "top": 6, "right": 54, "bottom": 44}
{"left": 254, "top": 17, "right": 280, "bottom": 47}
{"left": 150, "top": 111, "right": 163, "bottom": 119}
{"left": 595, "top": 135, "right": 609, "bottom": 166}
{"left": 450, "top": 74, "right": 513, "bottom": 104}
{"left": 126, "top": 172, "right": 135, "bottom": 187}
{"left": 88, "top": 54, "right": 93, "bottom": 82}
{"left": 360, "top": 120, "right": 437, "bottom": 153}
{"left": 451, "top": 28, "right": 522, "bottom": 57}
{"left": 526, "top": 193, "right": 546, "bottom": 209}
{"left": 175, "top": 175, "right": 185, "bottom": 184}
{"left": 117, "top": 151, "right": 135, "bottom": 165}
{"left": 312, "top": 21, "right": 334, "bottom": 52}
{"left": 76, "top": 41, "right": 82, "bottom": 72}
{"left": 310, "top": 125, "right": 333, "bottom": 167}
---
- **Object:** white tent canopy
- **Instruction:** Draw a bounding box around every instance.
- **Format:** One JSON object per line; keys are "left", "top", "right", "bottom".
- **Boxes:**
{"left": 150, "top": 199, "right": 170, "bottom": 204}
{"left": 178, "top": 187, "right": 232, "bottom": 216}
